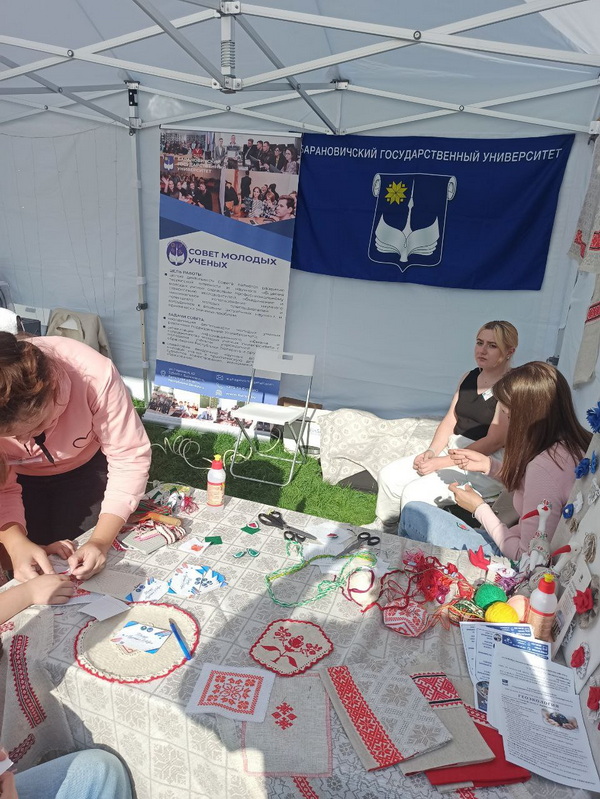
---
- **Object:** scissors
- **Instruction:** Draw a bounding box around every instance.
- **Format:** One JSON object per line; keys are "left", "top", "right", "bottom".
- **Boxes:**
{"left": 257, "top": 510, "right": 319, "bottom": 543}
{"left": 335, "top": 530, "right": 380, "bottom": 558}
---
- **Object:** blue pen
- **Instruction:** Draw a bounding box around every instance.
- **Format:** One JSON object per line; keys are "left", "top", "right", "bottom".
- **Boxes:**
{"left": 169, "top": 618, "right": 192, "bottom": 661}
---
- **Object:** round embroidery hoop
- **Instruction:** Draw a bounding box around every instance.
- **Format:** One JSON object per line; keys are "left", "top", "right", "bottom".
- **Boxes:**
{"left": 75, "top": 602, "right": 200, "bottom": 684}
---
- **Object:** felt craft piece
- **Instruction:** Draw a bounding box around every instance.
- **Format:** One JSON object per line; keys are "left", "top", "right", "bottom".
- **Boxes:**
{"left": 75, "top": 602, "right": 199, "bottom": 683}
{"left": 205, "top": 536, "right": 223, "bottom": 545}
{"left": 185, "top": 662, "right": 275, "bottom": 722}
{"left": 322, "top": 661, "right": 452, "bottom": 771}
{"left": 400, "top": 671, "right": 493, "bottom": 775}
{"left": 242, "top": 523, "right": 260, "bottom": 534}
{"left": 242, "top": 673, "right": 332, "bottom": 777}
{"left": 426, "top": 704, "right": 531, "bottom": 789}
{"left": 249, "top": 619, "right": 333, "bottom": 676}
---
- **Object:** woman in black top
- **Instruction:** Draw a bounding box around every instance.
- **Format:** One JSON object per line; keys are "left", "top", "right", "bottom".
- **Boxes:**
{"left": 372, "top": 321, "right": 518, "bottom": 531}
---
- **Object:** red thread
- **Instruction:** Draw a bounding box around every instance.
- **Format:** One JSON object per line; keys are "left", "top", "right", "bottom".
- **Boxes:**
{"left": 293, "top": 777, "right": 319, "bottom": 799}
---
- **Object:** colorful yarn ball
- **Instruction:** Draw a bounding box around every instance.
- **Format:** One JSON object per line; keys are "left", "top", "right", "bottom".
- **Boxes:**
{"left": 484, "top": 601, "right": 519, "bottom": 624}
{"left": 447, "top": 598, "right": 485, "bottom": 625}
{"left": 507, "top": 594, "right": 530, "bottom": 622}
{"left": 474, "top": 583, "right": 507, "bottom": 610}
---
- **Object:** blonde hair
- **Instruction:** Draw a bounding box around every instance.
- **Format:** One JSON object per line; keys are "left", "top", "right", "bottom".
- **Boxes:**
{"left": 477, "top": 320, "right": 518, "bottom": 359}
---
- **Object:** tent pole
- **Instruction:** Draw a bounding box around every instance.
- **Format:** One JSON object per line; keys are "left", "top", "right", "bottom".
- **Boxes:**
{"left": 127, "top": 84, "right": 151, "bottom": 405}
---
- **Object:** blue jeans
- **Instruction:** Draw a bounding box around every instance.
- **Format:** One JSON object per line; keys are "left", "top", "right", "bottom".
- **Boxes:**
{"left": 15, "top": 750, "right": 132, "bottom": 799}
{"left": 400, "top": 501, "right": 502, "bottom": 557}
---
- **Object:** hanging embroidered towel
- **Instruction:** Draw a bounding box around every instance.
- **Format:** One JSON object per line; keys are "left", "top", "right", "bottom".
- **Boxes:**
{"left": 322, "top": 662, "right": 452, "bottom": 771}
{"left": 249, "top": 619, "right": 334, "bottom": 676}
{"left": 185, "top": 663, "right": 275, "bottom": 722}
{"left": 400, "top": 671, "right": 493, "bottom": 775}
{"left": 242, "top": 673, "right": 332, "bottom": 777}
{"left": 426, "top": 705, "right": 531, "bottom": 790}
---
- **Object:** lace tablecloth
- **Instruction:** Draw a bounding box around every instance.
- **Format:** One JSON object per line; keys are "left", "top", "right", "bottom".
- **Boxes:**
{"left": 0, "top": 490, "right": 596, "bottom": 799}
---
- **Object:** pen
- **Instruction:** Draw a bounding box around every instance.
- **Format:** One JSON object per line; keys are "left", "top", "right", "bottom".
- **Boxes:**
{"left": 169, "top": 618, "right": 192, "bottom": 661}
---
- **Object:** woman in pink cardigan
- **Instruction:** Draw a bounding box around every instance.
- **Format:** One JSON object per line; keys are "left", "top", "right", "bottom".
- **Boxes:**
{"left": 400, "top": 362, "right": 591, "bottom": 560}
{"left": 0, "top": 332, "right": 151, "bottom": 582}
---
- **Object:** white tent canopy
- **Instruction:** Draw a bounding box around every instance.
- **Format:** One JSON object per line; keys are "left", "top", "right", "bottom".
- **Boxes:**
{"left": 0, "top": 0, "right": 599, "bottom": 417}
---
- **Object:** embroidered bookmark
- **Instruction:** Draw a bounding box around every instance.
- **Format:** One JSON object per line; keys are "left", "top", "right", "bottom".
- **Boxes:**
{"left": 322, "top": 662, "right": 451, "bottom": 771}
{"left": 242, "top": 673, "right": 332, "bottom": 777}
{"left": 250, "top": 619, "right": 333, "bottom": 676}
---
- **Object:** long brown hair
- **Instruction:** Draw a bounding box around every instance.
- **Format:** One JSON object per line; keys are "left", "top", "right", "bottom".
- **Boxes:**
{"left": 0, "top": 332, "right": 57, "bottom": 433}
{"left": 494, "top": 361, "right": 591, "bottom": 491}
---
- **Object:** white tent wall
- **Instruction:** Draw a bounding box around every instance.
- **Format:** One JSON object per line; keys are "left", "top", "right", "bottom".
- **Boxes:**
{"left": 0, "top": 0, "right": 599, "bottom": 418}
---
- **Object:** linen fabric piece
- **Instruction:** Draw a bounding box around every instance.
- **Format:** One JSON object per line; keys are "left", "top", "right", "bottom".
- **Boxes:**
{"left": 186, "top": 663, "right": 275, "bottom": 722}
{"left": 322, "top": 662, "right": 452, "bottom": 771}
{"left": 426, "top": 705, "right": 531, "bottom": 790}
{"left": 401, "top": 671, "right": 493, "bottom": 775}
{"left": 80, "top": 568, "right": 146, "bottom": 600}
{"left": 75, "top": 602, "right": 199, "bottom": 683}
{"left": 249, "top": 619, "right": 333, "bottom": 676}
{"left": 242, "top": 673, "right": 332, "bottom": 777}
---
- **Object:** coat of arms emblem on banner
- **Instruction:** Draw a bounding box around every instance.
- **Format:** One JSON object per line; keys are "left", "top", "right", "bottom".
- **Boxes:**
{"left": 368, "top": 173, "right": 457, "bottom": 272}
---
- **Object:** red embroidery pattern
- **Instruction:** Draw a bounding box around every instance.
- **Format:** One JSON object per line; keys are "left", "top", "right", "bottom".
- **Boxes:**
{"left": 383, "top": 602, "right": 432, "bottom": 637}
{"left": 586, "top": 302, "right": 600, "bottom": 324}
{"left": 590, "top": 231, "right": 600, "bottom": 251}
{"left": 457, "top": 789, "right": 478, "bottom": 799}
{"left": 198, "top": 670, "right": 263, "bottom": 715}
{"left": 10, "top": 635, "right": 46, "bottom": 729}
{"left": 250, "top": 619, "right": 333, "bottom": 676}
{"left": 327, "top": 665, "right": 403, "bottom": 768}
{"left": 574, "top": 229, "right": 586, "bottom": 259}
{"left": 411, "top": 672, "right": 462, "bottom": 707}
{"left": 9, "top": 734, "right": 35, "bottom": 764}
{"left": 0, "top": 621, "right": 15, "bottom": 635}
{"left": 293, "top": 777, "right": 319, "bottom": 799}
{"left": 465, "top": 703, "right": 489, "bottom": 726}
{"left": 272, "top": 702, "right": 296, "bottom": 730}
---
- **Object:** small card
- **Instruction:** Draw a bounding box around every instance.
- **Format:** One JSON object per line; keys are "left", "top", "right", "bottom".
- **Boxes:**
{"left": 125, "top": 577, "right": 169, "bottom": 603}
{"left": 110, "top": 620, "right": 171, "bottom": 653}
{"left": 81, "top": 596, "right": 130, "bottom": 620}
{"left": 168, "top": 563, "right": 227, "bottom": 596}
{"left": 179, "top": 537, "right": 211, "bottom": 556}
{"left": 205, "top": 536, "right": 223, "bottom": 545}
{"left": 241, "top": 523, "right": 260, "bottom": 534}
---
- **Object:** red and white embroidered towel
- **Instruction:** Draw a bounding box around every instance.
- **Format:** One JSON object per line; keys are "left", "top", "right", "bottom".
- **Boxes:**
{"left": 400, "top": 671, "right": 493, "bottom": 775}
{"left": 242, "top": 673, "right": 332, "bottom": 777}
{"left": 322, "top": 662, "right": 452, "bottom": 771}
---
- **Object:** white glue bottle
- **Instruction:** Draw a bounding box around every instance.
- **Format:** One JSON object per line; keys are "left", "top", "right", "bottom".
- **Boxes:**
{"left": 207, "top": 454, "right": 226, "bottom": 511}
{"left": 526, "top": 572, "right": 557, "bottom": 642}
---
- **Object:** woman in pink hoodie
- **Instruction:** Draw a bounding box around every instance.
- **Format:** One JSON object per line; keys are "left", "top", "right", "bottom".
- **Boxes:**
{"left": 0, "top": 332, "right": 151, "bottom": 582}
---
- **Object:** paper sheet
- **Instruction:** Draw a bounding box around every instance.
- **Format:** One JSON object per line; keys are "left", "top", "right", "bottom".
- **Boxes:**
{"left": 487, "top": 633, "right": 600, "bottom": 792}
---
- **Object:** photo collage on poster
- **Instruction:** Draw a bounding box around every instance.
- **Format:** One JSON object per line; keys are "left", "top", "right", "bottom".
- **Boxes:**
{"left": 159, "top": 130, "right": 301, "bottom": 225}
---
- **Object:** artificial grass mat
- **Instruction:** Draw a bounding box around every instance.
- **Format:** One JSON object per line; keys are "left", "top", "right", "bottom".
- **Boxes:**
{"left": 145, "top": 422, "right": 376, "bottom": 526}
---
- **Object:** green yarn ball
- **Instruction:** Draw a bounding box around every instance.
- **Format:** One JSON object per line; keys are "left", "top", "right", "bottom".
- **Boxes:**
{"left": 474, "top": 583, "right": 507, "bottom": 610}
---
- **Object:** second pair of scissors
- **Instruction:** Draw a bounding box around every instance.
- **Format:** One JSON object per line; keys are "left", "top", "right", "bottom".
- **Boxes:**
{"left": 257, "top": 510, "right": 319, "bottom": 543}
{"left": 336, "top": 530, "right": 380, "bottom": 558}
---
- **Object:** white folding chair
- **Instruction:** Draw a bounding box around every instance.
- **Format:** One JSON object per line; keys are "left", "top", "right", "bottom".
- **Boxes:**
{"left": 229, "top": 349, "right": 315, "bottom": 486}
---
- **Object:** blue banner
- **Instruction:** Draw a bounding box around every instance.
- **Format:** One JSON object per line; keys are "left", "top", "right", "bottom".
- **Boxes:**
{"left": 293, "top": 134, "right": 573, "bottom": 290}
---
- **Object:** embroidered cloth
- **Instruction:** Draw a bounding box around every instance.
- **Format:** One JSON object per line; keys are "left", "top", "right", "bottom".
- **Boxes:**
{"left": 249, "top": 619, "right": 333, "bottom": 676}
{"left": 401, "top": 671, "right": 493, "bottom": 774}
{"left": 75, "top": 602, "right": 199, "bottom": 683}
{"left": 242, "top": 673, "right": 332, "bottom": 777}
{"left": 186, "top": 663, "right": 275, "bottom": 722}
{"left": 322, "top": 661, "right": 452, "bottom": 771}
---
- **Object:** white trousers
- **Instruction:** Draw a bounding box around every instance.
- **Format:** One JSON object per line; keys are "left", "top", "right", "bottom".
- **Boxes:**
{"left": 375, "top": 434, "right": 504, "bottom": 524}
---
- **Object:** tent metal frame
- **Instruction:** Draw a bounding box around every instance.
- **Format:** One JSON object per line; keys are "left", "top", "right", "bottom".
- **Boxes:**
{"left": 1, "top": 0, "right": 599, "bottom": 398}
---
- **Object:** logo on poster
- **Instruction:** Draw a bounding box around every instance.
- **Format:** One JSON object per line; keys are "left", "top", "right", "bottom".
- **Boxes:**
{"left": 368, "top": 173, "right": 457, "bottom": 272}
{"left": 166, "top": 240, "right": 187, "bottom": 266}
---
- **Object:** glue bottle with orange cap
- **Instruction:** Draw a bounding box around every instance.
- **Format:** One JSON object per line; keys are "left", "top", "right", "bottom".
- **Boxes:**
{"left": 207, "top": 454, "right": 226, "bottom": 511}
{"left": 526, "top": 573, "right": 557, "bottom": 642}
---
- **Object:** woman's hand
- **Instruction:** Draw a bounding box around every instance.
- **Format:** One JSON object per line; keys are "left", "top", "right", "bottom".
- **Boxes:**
{"left": 449, "top": 449, "right": 491, "bottom": 474}
{"left": 42, "top": 539, "right": 76, "bottom": 560}
{"left": 0, "top": 747, "right": 18, "bottom": 799}
{"left": 6, "top": 536, "right": 55, "bottom": 582}
{"left": 67, "top": 541, "right": 108, "bottom": 580}
{"left": 449, "top": 482, "right": 486, "bottom": 514}
{"left": 413, "top": 449, "right": 435, "bottom": 470}
{"left": 415, "top": 456, "right": 445, "bottom": 476}
{"left": 26, "top": 574, "right": 75, "bottom": 606}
